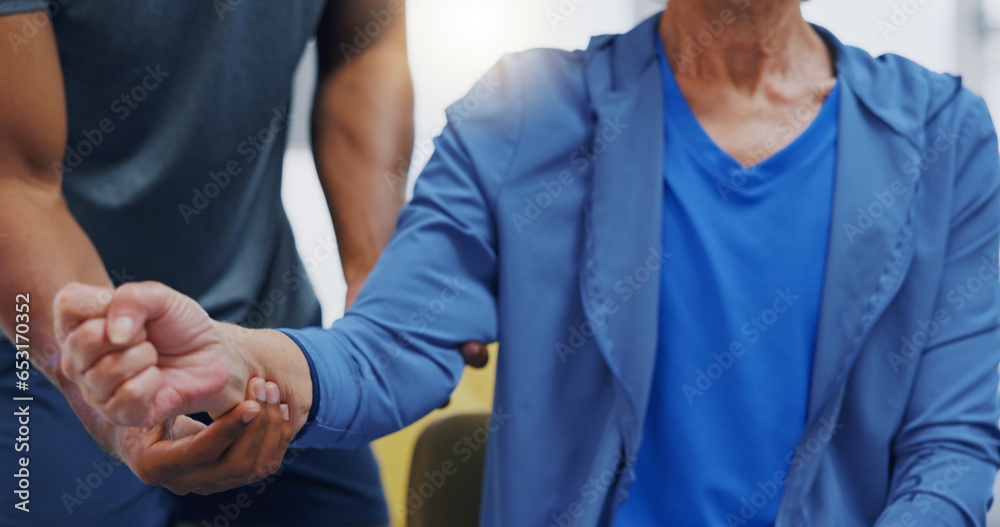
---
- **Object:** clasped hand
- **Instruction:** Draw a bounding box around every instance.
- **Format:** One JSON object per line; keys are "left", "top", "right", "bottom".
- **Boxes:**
{"left": 53, "top": 281, "right": 290, "bottom": 495}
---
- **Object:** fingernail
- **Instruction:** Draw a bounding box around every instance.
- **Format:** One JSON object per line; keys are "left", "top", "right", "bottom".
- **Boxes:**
{"left": 242, "top": 405, "right": 260, "bottom": 424}
{"left": 108, "top": 316, "right": 135, "bottom": 345}
{"left": 266, "top": 383, "right": 279, "bottom": 404}
{"left": 280, "top": 404, "right": 289, "bottom": 421}
{"left": 253, "top": 381, "right": 267, "bottom": 402}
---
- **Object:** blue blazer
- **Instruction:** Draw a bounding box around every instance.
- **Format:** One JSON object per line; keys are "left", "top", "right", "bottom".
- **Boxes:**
{"left": 284, "top": 14, "right": 1000, "bottom": 527}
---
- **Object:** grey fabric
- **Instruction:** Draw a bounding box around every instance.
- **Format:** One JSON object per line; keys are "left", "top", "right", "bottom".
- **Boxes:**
{"left": 50, "top": 0, "right": 327, "bottom": 328}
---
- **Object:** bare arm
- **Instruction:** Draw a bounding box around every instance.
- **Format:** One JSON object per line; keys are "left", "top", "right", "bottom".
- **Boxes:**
{"left": 311, "top": 0, "right": 490, "bottom": 366}
{"left": 312, "top": 0, "right": 412, "bottom": 307}
{"left": 0, "top": 11, "right": 119, "bottom": 449}
{"left": 0, "top": 11, "right": 291, "bottom": 493}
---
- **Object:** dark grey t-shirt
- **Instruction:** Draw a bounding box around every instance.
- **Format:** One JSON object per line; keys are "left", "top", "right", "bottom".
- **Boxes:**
{"left": 11, "top": 0, "right": 326, "bottom": 328}
{"left": 1, "top": 3, "right": 389, "bottom": 526}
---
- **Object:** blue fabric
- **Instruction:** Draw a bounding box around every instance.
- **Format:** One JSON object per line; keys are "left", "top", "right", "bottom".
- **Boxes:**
{"left": 614, "top": 38, "right": 838, "bottom": 526}
{"left": 0, "top": 2, "right": 388, "bottom": 526}
{"left": 282, "top": 14, "right": 1000, "bottom": 527}
{"left": 0, "top": 340, "right": 172, "bottom": 527}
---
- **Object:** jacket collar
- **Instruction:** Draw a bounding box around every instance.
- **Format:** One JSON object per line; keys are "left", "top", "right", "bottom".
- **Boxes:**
{"left": 591, "top": 14, "right": 938, "bottom": 146}
{"left": 813, "top": 25, "right": 932, "bottom": 149}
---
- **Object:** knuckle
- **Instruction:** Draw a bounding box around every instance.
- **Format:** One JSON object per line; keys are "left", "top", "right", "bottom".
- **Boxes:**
{"left": 116, "top": 382, "right": 138, "bottom": 401}
{"left": 98, "top": 350, "right": 119, "bottom": 371}
{"left": 137, "top": 280, "right": 169, "bottom": 302}
{"left": 81, "top": 391, "right": 97, "bottom": 408}
{"left": 115, "top": 282, "right": 140, "bottom": 298}
{"left": 79, "top": 388, "right": 101, "bottom": 408}
{"left": 54, "top": 282, "right": 82, "bottom": 306}
{"left": 80, "top": 321, "right": 102, "bottom": 347}
{"left": 63, "top": 330, "right": 81, "bottom": 356}
{"left": 134, "top": 341, "right": 156, "bottom": 359}
{"left": 59, "top": 353, "right": 77, "bottom": 380}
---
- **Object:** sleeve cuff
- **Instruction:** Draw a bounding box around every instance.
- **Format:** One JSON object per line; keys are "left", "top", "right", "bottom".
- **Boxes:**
{"left": 275, "top": 325, "right": 365, "bottom": 449}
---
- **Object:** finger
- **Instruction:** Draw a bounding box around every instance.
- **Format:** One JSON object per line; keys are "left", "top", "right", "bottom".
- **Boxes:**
{"left": 138, "top": 399, "right": 261, "bottom": 488}
{"left": 181, "top": 379, "right": 288, "bottom": 495}
{"left": 82, "top": 341, "right": 159, "bottom": 404}
{"left": 254, "top": 382, "right": 288, "bottom": 480}
{"left": 152, "top": 377, "right": 268, "bottom": 488}
{"left": 105, "top": 281, "right": 181, "bottom": 346}
{"left": 169, "top": 401, "right": 271, "bottom": 493}
{"left": 102, "top": 365, "right": 162, "bottom": 426}
{"left": 277, "top": 403, "right": 292, "bottom": 469}
{"left": 460, "top": 341, "right": 489, "bottom": 368}
{"left": 63, "top": 317, "right": 148, "bottom": 383}
{"left": 167, "top": 415, "right": 208, "bottom": 441}
{"left": 61, "top": 317, "right": 112, "bottom": 383}
{"left": 52, "top": 282, "right": 114, "bottom": 343}
{"left": 188, "top": 392, "right": 290, "bottom": 496}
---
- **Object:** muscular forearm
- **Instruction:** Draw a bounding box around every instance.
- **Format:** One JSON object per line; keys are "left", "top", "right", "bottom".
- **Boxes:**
{"left": 312, "top": 5, "right": 413, "bottom": 291}
{"left": 0, "top": 11, "right": 125, "bottom": 455}
{"left": 0, "top": 179, "right": 121, "bottom": 453}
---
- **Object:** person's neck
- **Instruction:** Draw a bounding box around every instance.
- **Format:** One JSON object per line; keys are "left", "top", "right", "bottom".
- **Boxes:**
{"left": 659, "top": 0, "right": 832, "bottom": 92}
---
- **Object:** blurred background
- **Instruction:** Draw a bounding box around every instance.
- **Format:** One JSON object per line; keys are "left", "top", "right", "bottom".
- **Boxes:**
{"left": 278, "top": 0, "right": 1000, "bottom": 524}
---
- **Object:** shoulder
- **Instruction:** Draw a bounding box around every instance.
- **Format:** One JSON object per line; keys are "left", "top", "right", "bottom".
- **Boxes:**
{"left": 838, "top": 43, "right": 987, "bottom": 139}
{"left": 444, "top": 47, "right": 589, "bottom": 132}
{"left": 439, "top": 47, "right": 592, "bottom": 185}
{"left": 841, "top": 46, "right": 999, "bottom": 224}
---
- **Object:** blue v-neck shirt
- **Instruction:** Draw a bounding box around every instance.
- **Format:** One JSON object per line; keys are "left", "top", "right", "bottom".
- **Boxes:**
{"left": 615, "top": 38, "right": 840, "bottom": 526}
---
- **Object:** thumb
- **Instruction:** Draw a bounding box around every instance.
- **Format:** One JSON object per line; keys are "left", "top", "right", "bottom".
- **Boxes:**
{"left": 106, "top": 281, "right": 181, "bottom": 346}
{"left": 137, "top": 402, "right": 260, "bottom": 485}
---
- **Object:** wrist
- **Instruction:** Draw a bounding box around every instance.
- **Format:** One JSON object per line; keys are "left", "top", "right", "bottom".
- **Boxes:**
{"left": 258, "top": 329, "right": 314, "bottom": 438}
{"left": 213, "top": 323, "right": 312, "bottom": 436}
{"left": 208, "top": 321, "right": 260, "bottom": 418}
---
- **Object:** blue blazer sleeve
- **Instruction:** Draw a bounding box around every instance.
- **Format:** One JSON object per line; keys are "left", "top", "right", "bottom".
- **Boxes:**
{"left": 280, "top": 59, "right": 522, "bottom": 449}
{"left": 876, "top": 95, "right": 1000, "bottom": 526}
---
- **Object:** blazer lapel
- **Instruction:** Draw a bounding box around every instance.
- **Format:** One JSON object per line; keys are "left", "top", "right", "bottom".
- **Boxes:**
{"left": 778, "top": 29, "right": 926, "bottom": 522}
{"left": 806, "top": 30, "right": 925, "bottom": 420}
{"left": 580, "top": 15, "right": 664, "bottom": 454}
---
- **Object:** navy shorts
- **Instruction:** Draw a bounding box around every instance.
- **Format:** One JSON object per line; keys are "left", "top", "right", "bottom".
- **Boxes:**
{"left": 0, "top": 340, "right": 388, "bottom": 527}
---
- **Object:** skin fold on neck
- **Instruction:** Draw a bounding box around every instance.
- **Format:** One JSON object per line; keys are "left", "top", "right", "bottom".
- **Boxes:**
{"left": 657, "top": 0, "right": 837, "bottom": 167}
